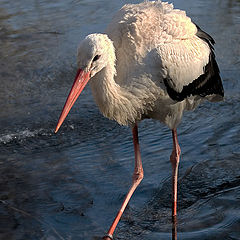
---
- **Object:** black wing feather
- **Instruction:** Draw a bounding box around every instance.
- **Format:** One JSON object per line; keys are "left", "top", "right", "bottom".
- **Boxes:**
{"left": 164, "top": 25, "right": 224, "bottom": 102}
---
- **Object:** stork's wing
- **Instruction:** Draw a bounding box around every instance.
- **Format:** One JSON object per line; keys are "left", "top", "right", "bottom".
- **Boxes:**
{"left": 159, "top": 25, "right": 224, "bottom": 102}
{"left": 106, "top": 1, "right": 224, "bottom": 101}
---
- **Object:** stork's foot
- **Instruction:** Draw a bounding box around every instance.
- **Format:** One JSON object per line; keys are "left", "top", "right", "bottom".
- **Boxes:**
{"left": 102, "top": 234, "right": 113, "bottom": 240}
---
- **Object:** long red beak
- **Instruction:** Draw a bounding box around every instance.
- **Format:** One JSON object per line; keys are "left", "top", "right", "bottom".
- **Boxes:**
{"left": 55, "top": 69, "right": 91, "bottom": 133}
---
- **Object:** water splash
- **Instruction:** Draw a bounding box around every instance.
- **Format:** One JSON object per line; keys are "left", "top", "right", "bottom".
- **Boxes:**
{"left": 0, "top": 129, "right": 47, "bottom": 144}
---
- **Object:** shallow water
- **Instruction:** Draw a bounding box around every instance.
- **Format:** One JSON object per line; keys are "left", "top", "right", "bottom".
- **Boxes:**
{"left": 0, "top": 0, "right": 240, "bottom": 240}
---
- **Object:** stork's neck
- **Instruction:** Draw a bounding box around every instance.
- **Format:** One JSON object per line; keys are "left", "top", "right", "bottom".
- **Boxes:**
{"left": 89, "top": 56, "right": 142, "bottom": 126}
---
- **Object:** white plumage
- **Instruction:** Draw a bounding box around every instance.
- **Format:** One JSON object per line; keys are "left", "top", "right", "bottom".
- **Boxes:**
{"left": 75, "top": 1, "right": 223, "bottom": 129}
{"left": 55, "top": 1, "right": 224, "bottom": 239}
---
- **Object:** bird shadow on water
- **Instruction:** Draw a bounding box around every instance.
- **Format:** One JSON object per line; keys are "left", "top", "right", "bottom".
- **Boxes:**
{"left": 112, "top": 154, "right": 240, "bottom": 240}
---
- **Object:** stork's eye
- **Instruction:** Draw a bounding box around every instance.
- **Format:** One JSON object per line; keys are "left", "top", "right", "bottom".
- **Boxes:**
{"left": 93, "top": 55, "right": 101, "bottom": 62}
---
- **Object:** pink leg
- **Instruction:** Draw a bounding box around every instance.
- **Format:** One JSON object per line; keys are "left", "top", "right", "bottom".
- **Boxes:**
{"left": 170, "top": 129, "right": 181, "bottom": 218}
{"left": 102, "top": 124, "right": 144, "bottom": 240}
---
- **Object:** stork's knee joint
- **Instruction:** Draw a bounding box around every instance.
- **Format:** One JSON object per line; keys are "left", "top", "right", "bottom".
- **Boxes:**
{"left": 132, "top": 171, "right": 144, "bottom": 183}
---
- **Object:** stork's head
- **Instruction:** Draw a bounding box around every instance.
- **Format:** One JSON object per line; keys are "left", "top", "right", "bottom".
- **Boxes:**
{"left": 77, "top": 33, "right": 115, "bottom": 77}
{"left": 55, "top": 33, "right": 115, "bottom": 133}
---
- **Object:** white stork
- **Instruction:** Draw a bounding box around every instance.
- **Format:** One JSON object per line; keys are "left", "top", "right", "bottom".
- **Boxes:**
{"left": 55, "top": 1, "right": 224, "bottom": 239}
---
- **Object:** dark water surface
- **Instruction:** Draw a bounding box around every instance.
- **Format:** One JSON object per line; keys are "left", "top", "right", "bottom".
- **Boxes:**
{"left": 0, "top": 0, "right": 240, "bottom": 239}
